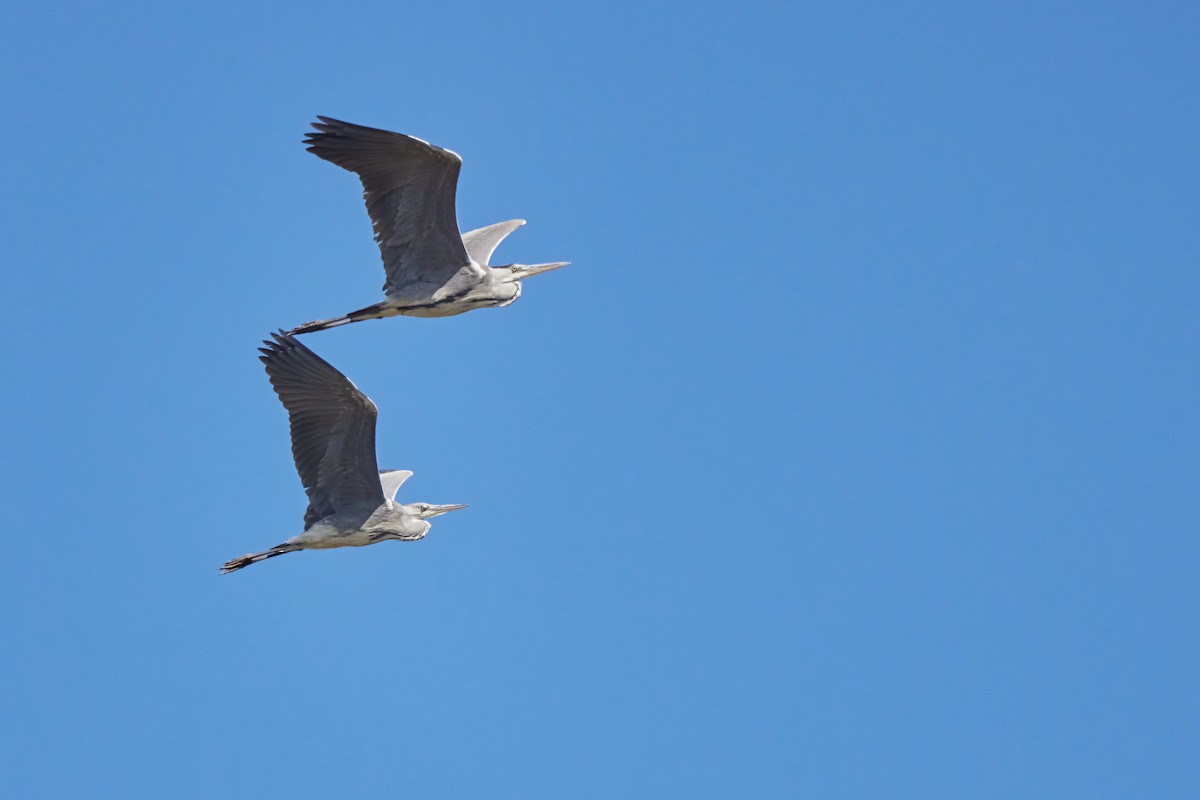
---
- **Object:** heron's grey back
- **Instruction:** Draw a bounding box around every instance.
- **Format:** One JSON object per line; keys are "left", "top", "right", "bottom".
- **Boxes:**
{"left": 305, "top": 116, "right": 472, "bottom": 295}
{"left": 258, "top": 331, "right": 385, "bottom": 528}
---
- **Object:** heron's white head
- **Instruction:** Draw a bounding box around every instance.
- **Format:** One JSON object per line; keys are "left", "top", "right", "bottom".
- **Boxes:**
{"left": 498, "top": 262, "right": 571, "bottom": 283}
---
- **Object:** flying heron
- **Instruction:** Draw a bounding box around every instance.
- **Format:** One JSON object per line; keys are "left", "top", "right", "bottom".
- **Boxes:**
{"left": 221, "top": 331, "right": 466, "bottom": 573}
{"left": 288, "top": 116, "right": 569, "bottom": 334}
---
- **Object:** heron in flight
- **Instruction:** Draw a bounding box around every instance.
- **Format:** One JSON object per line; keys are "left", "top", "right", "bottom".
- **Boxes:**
{"left": 221, "top": 331, "right": 466, "bottom": 573}
{"left": 288, "top": 117, "right": 569, "bottom": 335}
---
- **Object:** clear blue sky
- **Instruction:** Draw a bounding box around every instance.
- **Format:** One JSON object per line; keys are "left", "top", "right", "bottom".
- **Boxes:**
{"left": 2, "top": 1, "right": 1197, "bottom": 797}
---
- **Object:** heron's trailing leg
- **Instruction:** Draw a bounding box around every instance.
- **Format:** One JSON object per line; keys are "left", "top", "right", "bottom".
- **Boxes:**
{"left": 289, "top": 315, "right": 353, "bottom": 335}
{"left": 288, "top": 302, "right": 397, "bottom": 335}
{"left": 220, "top": 543, "right": 300, "bottom": 574}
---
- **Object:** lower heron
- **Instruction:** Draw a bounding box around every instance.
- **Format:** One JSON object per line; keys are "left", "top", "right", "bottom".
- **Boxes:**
{"left": 288, "top": 117, "right": 569, "bottom": 334}
{"left": 221, "top": 331, "right": 466, "bottom": 573}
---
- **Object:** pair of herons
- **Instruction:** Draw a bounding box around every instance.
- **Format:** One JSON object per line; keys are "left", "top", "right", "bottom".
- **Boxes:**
{"left": 221, "top": 117, "right": 568, "bottom": 573}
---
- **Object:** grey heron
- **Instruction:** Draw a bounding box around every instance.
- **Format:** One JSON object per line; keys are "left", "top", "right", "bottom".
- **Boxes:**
{"left": 221, "top": 331, "right": 466, "bottom": 573}
{"left": 288, "top": 117, "right": 569, "bottom": 334}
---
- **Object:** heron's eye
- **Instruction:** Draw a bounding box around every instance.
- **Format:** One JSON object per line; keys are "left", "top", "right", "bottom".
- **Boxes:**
{"left": 510, "top": 266, "right": 519, "bottom": 273}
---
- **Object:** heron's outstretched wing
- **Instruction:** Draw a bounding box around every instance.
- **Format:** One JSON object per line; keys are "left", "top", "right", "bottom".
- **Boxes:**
{"left": 305, "top": 116, "right": 475, "bottom": 295}
{"left": 461, "top": 219, "right": 525, "bottom": 266}
{"left": 259, "top": 331, "right": 384, "bottom": 529}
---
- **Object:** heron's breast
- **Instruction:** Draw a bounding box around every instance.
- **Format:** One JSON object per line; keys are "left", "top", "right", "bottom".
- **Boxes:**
{"left": 293, "top": 523, "right": 376, "bottom": 549}
{"left": 400, "top": 303, "right": 474, "bottom": 318}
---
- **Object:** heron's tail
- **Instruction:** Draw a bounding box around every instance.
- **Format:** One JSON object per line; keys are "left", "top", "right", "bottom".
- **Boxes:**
{"left": 287, "top": 302, "right": 395, "bottom": 335}
{"left": 220, "top": 543, "right": 300, "bottom": 574}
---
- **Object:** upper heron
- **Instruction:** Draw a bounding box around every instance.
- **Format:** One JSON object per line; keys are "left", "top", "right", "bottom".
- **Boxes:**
{"left": 287, "top": 116, "right": 569, "bottom": 335}
{"left": 221, "top": 331, "right": 466, "bottom": 573}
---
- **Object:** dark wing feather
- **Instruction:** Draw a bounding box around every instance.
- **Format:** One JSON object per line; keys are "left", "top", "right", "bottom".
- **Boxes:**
{"left": 305, "top": 116, "right": 473, "bottom": 294}
{"left": 258, "top": 331, "right": 384, "bottom": 528}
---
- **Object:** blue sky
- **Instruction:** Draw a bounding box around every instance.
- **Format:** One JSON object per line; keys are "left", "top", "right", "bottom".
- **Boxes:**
{"left": 2, "top": 1, "right": 1197, "bottom": 796}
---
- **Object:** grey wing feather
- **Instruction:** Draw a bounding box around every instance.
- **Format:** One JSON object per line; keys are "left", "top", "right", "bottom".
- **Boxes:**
{"left": 305, "top": 116, "right": 474, "bottom": 295}
{"left": 258, "top": 331, "right": 385, "bottom": 528}
{"left": 461, "top": 219, "right": 525, "bottom": 266}
{"left": 379, "top": 469, "right": 413, "bottom": 506}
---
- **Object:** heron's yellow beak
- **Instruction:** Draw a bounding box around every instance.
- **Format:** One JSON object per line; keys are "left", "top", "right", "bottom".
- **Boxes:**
{"left": 426, "top": 503, "right": 468, "bottom": 518}
{"left": 506, "top": 262, "right": 570, "bottom": 281}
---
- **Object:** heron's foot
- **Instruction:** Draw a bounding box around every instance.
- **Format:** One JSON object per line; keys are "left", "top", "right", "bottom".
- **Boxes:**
{"left": 220, "top": 555, "right": 253, "bottom": 574}
{"left": 286, "top": 319, "right": 328, "bottom": 335}
{"left": 287, "top": 313, "right": 360, "bottom": 335}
